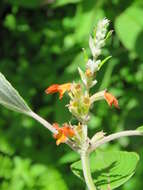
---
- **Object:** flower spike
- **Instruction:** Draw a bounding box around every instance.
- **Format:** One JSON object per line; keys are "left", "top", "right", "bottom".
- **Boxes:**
{"left": 45, "top": 83, "right": 71, "bottom": 99}
{"left": 104, "top": 91, "right": 119, "bottom": 108}
{"left": 53, "top": 123, "right": 75, "bottom": 145}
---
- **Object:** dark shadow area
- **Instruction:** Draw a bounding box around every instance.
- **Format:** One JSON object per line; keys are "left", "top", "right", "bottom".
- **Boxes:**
{"left": 135, "top": 30, "right": 143, "bottom": 61}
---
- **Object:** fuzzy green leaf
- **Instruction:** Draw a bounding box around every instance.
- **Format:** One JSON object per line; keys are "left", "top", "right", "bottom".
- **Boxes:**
{"left": 0, "top": 72, "right": 31, "bottom": 114}
{"left": 71, "top": 150, "right": 139, "bottom": 190}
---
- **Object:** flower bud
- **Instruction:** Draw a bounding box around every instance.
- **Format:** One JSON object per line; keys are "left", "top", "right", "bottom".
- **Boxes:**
{"left": 91, "top": 131, "right": 106, "bottom": 144}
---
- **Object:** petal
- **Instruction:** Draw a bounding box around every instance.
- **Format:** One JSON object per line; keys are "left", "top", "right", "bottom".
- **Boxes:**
{"left": 59, "top": 89, "right": 64, "bottom": 99}
{"left": 45, "top": 83, "right": 71, "bottom": 99}
{"left": 52, "top": 123, "right": 75, "bottom": 145}
{"left": 56, "top": 134, "right": 67, "bottom": 145}
{"left": 53, "top": 123, "right": 60, "bottom": 131}
{"left": 104, "top": 92, "right": 119, "bottom": 108}
{"left": 45, "top": 84, "right": 59, "bottom": 94}
{"left": 58, "top": 83, "right": 71, "bottom": 99}
{"left": 62, "top": 124, "right": 75, "bottom": 138}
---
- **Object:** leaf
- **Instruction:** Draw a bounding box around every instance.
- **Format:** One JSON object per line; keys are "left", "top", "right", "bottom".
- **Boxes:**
{"left": 65, "top": 53, "right": 85, "bottom": 74}
{"left": 98, "top": 56, "right": 112, "bottom": 70}
{"left": 0, "top": 72, "right": 31, "bottom": 114}
{"left": 59, "top": 151, "right": 80, "bottom": 164}
{"left": 105, "top": 30, "right": 113, "bottom": 41}
{"left": 137, "top": 126, "right": 143, "bottom": 133}
{"left": 82, "top": 48, "right": 89, "bottom": 63}
{"left": 71, "top": 150, "right": 139, "bottom": 190}
{"left": 0, "top": 154, "right": 13, "bottom": 178}
{"left": 68, "top": 2, "right": 105, "bottom": 43}
{"left": 4, "top": 14, "right": 16, "bottom": 31}
{"left": 31, "top": 164, "right": 68, "bottom": 190}
{"left": 53, "top": 0, "right": 81, "bottom": 7}
{"left": 115, "top": 6, "right": 143, "bottom": 59}
{"left": 7, "top": 0, "right": 44, "bottom": 8}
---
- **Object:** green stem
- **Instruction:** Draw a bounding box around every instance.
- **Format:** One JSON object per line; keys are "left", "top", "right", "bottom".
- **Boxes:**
{"left": 81, "top": 152, "right": 96, "bottom": 190}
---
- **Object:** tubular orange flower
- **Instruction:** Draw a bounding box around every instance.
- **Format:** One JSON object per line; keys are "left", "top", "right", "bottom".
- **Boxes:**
{"left": 53, "top": 123, "right": 75, "bottom": 145}
{"left": 45, "top": 83, "right": 71, "bottom": 99}
{"left": 62, "top": 123, "right": 75, "bottom": 137}
{"left": 104, "top": 92, "right": 119, "bottom": 108}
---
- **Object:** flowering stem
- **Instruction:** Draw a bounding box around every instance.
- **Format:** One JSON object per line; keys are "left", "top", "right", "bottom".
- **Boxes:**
{"left": 80, "top": 123, "right": 96, "bottom": 190}
{"left": 81, "top": 151, "right": 96, "bottom": 190}
{"left": 29, "top": 111, "right": 80, "bottom": 152}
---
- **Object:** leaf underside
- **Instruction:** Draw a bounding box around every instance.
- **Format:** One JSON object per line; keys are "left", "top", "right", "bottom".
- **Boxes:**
{"left": 0, "top": 72, "right": 31, "bottom": 114}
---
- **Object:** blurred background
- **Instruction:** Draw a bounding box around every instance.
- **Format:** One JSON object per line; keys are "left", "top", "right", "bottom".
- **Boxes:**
{"left": 0, "top": 0, "right": 143, "bottom": 189}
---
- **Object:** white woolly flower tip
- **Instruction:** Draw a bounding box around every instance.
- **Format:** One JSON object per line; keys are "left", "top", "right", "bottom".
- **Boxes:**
{"left": 86, "top": 59, "right": 94, "bottom": 68}
{"left": 96, "top": 18, "right": 109, "bottom": 41}
{"left": 89, "top": 36, "right": 96, "bottom": 56}
{"left": 95, "top": 60, "right": 101, "bottom": 66}
{"left": 86, "top": 59, "right": 101, "bottom": 74}
{"left": 103, "top": 18, "right": 110, "bottom": 26}
{"left": 91, "top": 79, "right": 97, "bottom": 87}
{"left": 89, "top": 36, "right": 101, "bottom": 58}
{"left": 89, "top": 18, "right": 110, "bottom": 59}
{"left": 98, "top": 18, "right": 110, "bottom": 28}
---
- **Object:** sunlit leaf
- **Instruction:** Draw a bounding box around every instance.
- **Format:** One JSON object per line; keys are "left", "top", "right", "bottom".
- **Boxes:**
{"left": 71, "top": 150, "right": 139, "bottom": 190}
{"left": 0, "top": 155, "right": 13, "bottom": 178}
{"left": 31, "top": 164, "right": 68, "bottom": 190}
{"left": 82, "top": 48, "right": 88, "bottom": 63}
{"left": 105, "top": 30, "right": 113, "bottom": 41}
{"left": 53, "top": 0, "right": 81, "bottom": 7}
{"left": 4, "top": 14, "right": 16, "bottom": 31}
{"left": 98, "top": 56, "right": 112, "bottom": 70}
{"left": 137, "top": 126, "right": 143, "bottom": 133}
{"left": 59, "top": 151, "right": 80, "bottom": 164}
{"left": 115, "top": 6, "right": 143, "bottom": 59}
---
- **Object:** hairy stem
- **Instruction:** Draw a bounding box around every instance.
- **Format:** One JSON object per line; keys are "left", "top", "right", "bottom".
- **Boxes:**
{"left": 81, "top": 152, "right": 96, "bottom": 190}
{"left": 88, "top": 130, "right": 143, "bottom": 153}
{"left": 29, "top": 111, "right": 57, "bottom": 133}
{"left": 90, "top": 90, "right": 105, "bottom": 104}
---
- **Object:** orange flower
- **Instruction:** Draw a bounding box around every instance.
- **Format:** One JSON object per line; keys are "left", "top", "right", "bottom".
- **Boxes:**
{"left": 104, "top": 92, "right": 119, "bottom": 108}
{"left": 45, "top": 83, "right": 71, "bottom": 99}
{"left": 53, "top": 123, "right": 75, "bottom": 145}
{"left": 85, "top": 68, "right": 92, "bottom": 77}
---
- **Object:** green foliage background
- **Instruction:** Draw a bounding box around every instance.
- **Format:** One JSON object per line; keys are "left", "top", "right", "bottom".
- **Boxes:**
{"left": 0, "top": 0, "right": 143, "bottom": 189}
